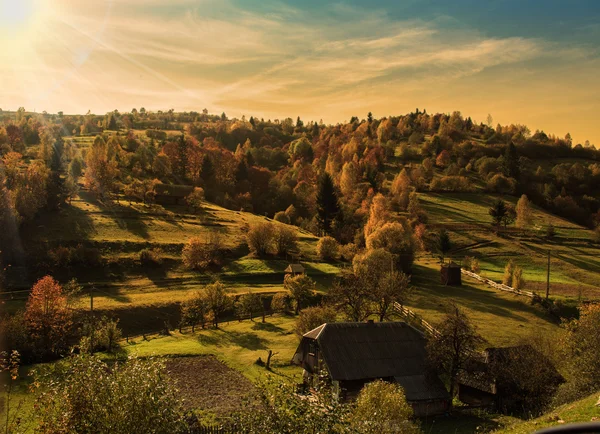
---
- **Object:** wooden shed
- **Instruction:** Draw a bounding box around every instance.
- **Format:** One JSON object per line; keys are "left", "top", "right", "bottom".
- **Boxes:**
{"left": 284, "top": 263, "right": 305, "bottom": 277}
{"left": 291, "top": 322, "right": 450, "bottom": 417}
{"left": 441, "top": 262, "right": 462, "bottom": 286}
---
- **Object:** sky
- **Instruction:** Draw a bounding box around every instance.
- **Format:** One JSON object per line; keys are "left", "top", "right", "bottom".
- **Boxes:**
{"left": 1, "top": 0, "right": 599, "bottom": 145}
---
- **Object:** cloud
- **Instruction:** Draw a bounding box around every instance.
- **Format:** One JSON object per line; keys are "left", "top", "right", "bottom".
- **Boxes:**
{"left": 0, "top": 0, "right": 599, "bottom": 143}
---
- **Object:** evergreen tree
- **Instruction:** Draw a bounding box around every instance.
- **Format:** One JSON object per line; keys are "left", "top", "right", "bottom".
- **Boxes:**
{"left": 176, "top": 134, "right": 188, "bottom": 181}
{"left": 437, "top": 228, "right": 452, "bottom": 263}
{"left": 316, "top": 172, "right": 340, "bottom": 235}
{"left": 503, "top": 142, "right": 520, "bottom": 179}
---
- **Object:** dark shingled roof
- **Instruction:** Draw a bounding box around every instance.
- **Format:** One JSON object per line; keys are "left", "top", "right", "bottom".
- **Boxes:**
{"left": 296, "top": 322, "right": 449, "bottom": 402}
{"left": 285, "top": 264, "right": 305, "bottom": 273}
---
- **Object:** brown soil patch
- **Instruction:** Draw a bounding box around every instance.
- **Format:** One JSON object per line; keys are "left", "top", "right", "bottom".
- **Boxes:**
{"left": 166, "top": 355, "right": 256, "bottom": 416}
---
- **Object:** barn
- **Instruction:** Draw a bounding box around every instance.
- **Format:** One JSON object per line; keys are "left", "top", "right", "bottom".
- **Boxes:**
{"left": 291, "top": 322, "right": 450, "bottom": 417}
{"left": 458, "top": 345, "right": 564, "bottom": 411}
{"left": 154, "top": 183, "right": 194, "bottom": 206}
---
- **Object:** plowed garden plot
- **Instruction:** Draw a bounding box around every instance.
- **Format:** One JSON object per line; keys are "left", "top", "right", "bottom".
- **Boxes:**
{"left": 166, "top": 355, "right": 256, "bottom": 415}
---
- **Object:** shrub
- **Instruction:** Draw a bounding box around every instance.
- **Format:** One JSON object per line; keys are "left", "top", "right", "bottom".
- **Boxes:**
{"left": 49, "top": 246, "right": 72, "bottom": 268}
{"left": 139, "top": 248, "right": 163, "bottom": 266}
{"left": 339, "top": 243, "right": 358, "bottom": 262}
{"left": 247, "top": 222, "right": 275, "bottom": 257}
{"left": 273, "top": 211, "right": 290, "bottom": 224}
{"left": 33, "top": 354, "right": 187, "bottom": 433}
{"left": 513, "top": 265, "right": 526, "bottom": 290}
{"left": 486, "top": 174, "right": 516, "bottom": 194}
{"left": 317, "top": 236, "right": 339, "bottom": 261}
{"left": 271, "top": 292, "right": 291, "bottom": 314}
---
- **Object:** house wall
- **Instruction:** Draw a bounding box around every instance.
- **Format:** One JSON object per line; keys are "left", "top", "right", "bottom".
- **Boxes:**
{"left": 458, "top": 384, "right": 495, "bottom": 407}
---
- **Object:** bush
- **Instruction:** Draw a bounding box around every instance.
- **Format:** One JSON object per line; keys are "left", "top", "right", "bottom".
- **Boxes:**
{"left": 33, "top": 354, "right": 187, "bottom": 433}
{"left": 273, "top": 211, "right": 290, "bottom": 224}
{"left": 49, "top": 246, "right": 73, "bottom": 268}
{"left": 271, "top": 292, "right": 291, "bottom": 313}
{"left": 340, "top": 243, "right": 358, "bottom": 262}
{"left": 317, "top": 236, "right": 339, "bottom": 261}
{"left": 139, "top": 248, "right": 163, "bottom": 267}
{"left": 247, "top": 222, "right": 275, "bottom": 257}
{"left": 182, "top": 233, "right": 223, "bottom": 270}
{"left": 295, "top": 305, "right": 337, "bottom": 336}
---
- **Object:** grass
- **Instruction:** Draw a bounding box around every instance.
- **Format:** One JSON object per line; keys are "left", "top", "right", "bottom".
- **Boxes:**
{"left": 121, "top": 314, "right": 302, "bottom": 382}
{"left": 497, "top": 392, "right": 600, "bottom": 433}
{"left": 418, "top": 192, "right": 600, "bottom": 300}
{"left": 407, "top": 258, "right": 560, "bottom": 347}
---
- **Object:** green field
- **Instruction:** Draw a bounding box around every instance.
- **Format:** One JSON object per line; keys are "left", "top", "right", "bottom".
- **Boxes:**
{"left": 419, "top": 192, "right": 600, "bottom": 300}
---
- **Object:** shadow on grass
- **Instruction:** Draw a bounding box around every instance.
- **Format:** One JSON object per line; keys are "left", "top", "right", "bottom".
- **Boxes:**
{"left": 222, "top": 330, "right": 268, "bottom": 350}
{"left": 252, "top": 321, "right": 285, "bottom": 333}
{"left": 420, "top": 409, "right": 502, "bottom": 434}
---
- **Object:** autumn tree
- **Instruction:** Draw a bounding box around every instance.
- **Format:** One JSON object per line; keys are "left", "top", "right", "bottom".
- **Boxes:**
{"left": 180, "top": 291, "right": 211, "bottom": 332}
{"left": 366, "top": 221, "right": 417, "bottom": 274}
{"left": 185, "top": 187, "right": 205, "bottom": 213}
{"left": 562, "top": 304, "right": 600, "bottom": 397}
{"left": 204, "top": 281, "right": 232, "bottom": 327}
{"left": 237, "top": 291, "right": 263, "bottom": 322}
{"left": 372, "top": 270, "right": 411, "bottom": 322}
{"left": 182, "top": 232, "right": 223, "bottom": 270}
{"left": 294, "top": 305, "right": 337, "bottom": 336}
{"left": 364, "top": 193, "right": 390, "bottom": 239}
{"left": 316, "top": 172, "right": 340, "bottom": 235}
{"left": 24, "top": 276, "right": 72, "bottom": 357}
{"left": 427, "top": 304, "right": 483, "bottom": 401}
{"left": 516, "top": 194, "right": 533, "bottom": 229}
{"left": 317, "top": 236, "right": 339, "bottom": 261}
{"left": 273, "top": 225, "right": 298, "bottom": 257}
{"left": 436, "top": 150, "right": 451, "bottom": 168}
{"left": 328, "top": 271, "right": 371, "bottom": 322}
{"left": 247, "top": 222, "right": 275, "bottom": 256}
{"left": 284, "top": 274, "right": 315, "bottom": 314}
{"left": 339, "top": 161, "right": 359, "bottom": 198}
{"left": 84, "top": 136, "right": 119, "bottom": 198}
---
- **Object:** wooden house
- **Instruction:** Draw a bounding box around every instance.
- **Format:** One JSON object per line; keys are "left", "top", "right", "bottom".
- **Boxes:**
{"left": 154, "top": 183, "right": 194, "bottom": 206}
{"left": 291, "top": 322, "right": 450, "bottom": 417}
{"left": 458, "top": 345, "right": 564, "bottom": 411}
{"left": 441, "top": 262, "right": 462, "bottom": 286}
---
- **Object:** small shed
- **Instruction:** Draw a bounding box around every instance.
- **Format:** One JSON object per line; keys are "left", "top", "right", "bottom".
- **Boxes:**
{"left": 291, "top": 322, "right": 450, "bottom": 417}
{"left": 285, "top": 263, "right": 305, "bottom": 277}
{"left": 441, "top": 262, "right": 462, "bottom": 286}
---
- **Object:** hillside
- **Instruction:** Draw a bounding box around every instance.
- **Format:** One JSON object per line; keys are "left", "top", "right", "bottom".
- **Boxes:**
{"left": 497, "top": 392, "right": 600, "bottom": 433}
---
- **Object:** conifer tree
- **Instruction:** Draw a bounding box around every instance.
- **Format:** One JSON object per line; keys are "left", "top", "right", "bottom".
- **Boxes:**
{"left": 316, "top": 172, "right": 340, "bottom": 235}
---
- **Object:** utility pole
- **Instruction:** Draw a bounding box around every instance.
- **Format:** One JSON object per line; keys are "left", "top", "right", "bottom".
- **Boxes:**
{"left": 90, "top": 285, "right": 95, "bottom": 351}
{"left": 546, "top": 251, "right": 550, "bottom": 300}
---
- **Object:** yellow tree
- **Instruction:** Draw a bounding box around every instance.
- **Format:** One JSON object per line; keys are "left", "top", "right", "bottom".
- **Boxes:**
{"left": 516, "top": 194, "right": 533, "bottom": 229}
{"left": 364, "top": 193, "right": 390, "bottom": 239}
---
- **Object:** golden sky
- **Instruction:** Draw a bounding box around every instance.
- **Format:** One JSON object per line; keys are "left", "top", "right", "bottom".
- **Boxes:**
{"left": 1, "top": 0, "right": 599, "bottom": 145}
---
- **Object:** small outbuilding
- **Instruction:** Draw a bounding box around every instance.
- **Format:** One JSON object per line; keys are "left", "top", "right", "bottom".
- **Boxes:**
{"left": 441, "top": 262, "right": 462, "bottom": 286}
{"left": 291, "top": 322, "right": 450, "bottom": 417}
{"left": 284, "top": 263, "right": 305, "bottom": 277}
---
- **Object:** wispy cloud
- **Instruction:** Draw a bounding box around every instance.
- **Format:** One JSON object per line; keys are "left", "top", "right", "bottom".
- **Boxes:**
{"left": 0, "top": 0, "right": 598, "bottom": 144}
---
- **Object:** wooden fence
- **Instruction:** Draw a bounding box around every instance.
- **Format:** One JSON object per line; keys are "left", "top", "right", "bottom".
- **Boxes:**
{"left": 393, "top": 302, "right": 440, "bottom": 337}
{"left": 461, "top": 269, "right": 535, "bottom": 298}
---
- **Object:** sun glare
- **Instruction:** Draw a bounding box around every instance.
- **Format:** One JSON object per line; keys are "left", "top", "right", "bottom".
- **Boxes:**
{"left": 0, "top": 0, "right": 38, "bottom": 29}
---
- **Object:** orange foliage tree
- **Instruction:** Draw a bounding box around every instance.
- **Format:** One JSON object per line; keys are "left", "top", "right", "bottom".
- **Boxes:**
{"left": 24, "top": 276, "right": 72, "bottom": 357}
